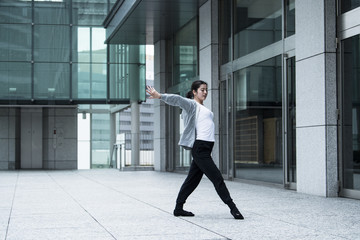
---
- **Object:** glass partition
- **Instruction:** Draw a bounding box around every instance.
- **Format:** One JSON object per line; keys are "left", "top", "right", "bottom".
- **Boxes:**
{"left": 342, "top": 35, "right": 360, "bottom": 191}
{"left": 233, "top": 55, "right": 283, "bottom": 184}
{"left": 234, "top": 0, "right": 282, "bottom": 59}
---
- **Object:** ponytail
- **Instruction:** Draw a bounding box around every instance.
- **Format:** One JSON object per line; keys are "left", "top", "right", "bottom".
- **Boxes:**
{"left": 186, "top": 91, "right": 194, "bottom": 99}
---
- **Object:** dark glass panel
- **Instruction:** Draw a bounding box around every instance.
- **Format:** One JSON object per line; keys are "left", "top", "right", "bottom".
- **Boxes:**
{"left": 234, "top": 55, "right": 283, "bottom": 184}
{"left": 173, "top": 18, "right": 198, "bottom": 85}
{"left": 341, "top": 0, "right": 360, "bottom": 13}
{"left": 234, "top": 0, "right": 282, "bottom": 59}
{"left": 219, "top": 0, "right": 232, "bottom": 64}
{"left": 285, "top": 0, "right": 295, "bottom": 37}
{"left": 342, "top": 35, "right": 360, "bottom": 190}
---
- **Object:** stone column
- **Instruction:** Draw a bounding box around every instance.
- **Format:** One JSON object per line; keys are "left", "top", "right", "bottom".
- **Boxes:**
{"left": 199, "top": 0, "right": 220, "bottom": 167}
{"left": 295, "top": 0, "right": 337, "bottom": 196}
{"left": 153, "top": 40, "right": 168, "bottom": 172}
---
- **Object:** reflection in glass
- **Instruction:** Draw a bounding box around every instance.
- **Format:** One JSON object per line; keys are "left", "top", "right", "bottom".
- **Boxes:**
{"left": 234, "top": 56, "right": 283, "bottom": 184}
{"left": 173, "top": 17, "right": 198, "bottom": 85}
{"left": 0, "top": 24, "right": 32, "bottom": 61}
{"left": 34, "top": 63, "right": 70, "bottom": 99}
{"left": 0, "top": 62, "right": 31, "bottom": 99}
{"left": 285, "top": 0, "right": 295, "bottom": 37}
{"left": 342, "top": 35, "right": 360, "bottom": 190}
{"left": 341, "top": 0, "right": 360, "bottom": 13}
{"left": 234, "top": 0, "right": 282, "bottom": 59}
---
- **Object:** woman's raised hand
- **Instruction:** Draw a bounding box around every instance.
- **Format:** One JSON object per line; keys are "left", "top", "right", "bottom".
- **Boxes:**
{"left": 146, "top": 86, "right": 161, "bottom": 99}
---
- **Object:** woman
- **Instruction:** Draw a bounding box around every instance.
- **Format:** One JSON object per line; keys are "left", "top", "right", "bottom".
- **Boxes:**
{"left": 146, "top": 80, "right": 244, "bottom": 220}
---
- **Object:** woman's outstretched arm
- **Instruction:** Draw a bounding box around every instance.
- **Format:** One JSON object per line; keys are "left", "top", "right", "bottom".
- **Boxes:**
{"left": 146, "top": 86, "right": 161, "bottom": 99}
{"left": 146, "top": 86, "right": 194, "bottom": 112}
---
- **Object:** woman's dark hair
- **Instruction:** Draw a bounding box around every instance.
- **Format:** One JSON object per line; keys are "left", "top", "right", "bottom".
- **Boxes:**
{"left": 186, "top": 80, "right": 208, "bottom": 99}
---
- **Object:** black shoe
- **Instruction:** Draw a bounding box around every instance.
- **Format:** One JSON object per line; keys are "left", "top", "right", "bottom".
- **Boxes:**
{"left": 173, "top": 209, "right": 195, "bottom": 217}
{"left": 230, "top": 207, "right": 244, "bottom": 220}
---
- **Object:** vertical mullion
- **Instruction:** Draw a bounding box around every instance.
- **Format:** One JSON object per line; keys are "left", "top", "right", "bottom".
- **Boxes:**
{"left": 31, "top": 0, "right": 34, "bottom": 101}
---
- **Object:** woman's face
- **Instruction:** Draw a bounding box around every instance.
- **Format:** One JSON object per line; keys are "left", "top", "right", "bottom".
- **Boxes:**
{"left": 193, "top": 84, "right": 208, "bottom": 103}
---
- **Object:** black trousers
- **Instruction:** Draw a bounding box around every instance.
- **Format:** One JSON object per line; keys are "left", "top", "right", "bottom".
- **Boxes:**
{"left": 176, "top": 140, "right": 233, "bottom": 206}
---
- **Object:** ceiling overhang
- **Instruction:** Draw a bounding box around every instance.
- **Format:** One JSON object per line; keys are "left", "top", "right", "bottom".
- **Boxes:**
{"left": 103, "top": 0, "right": 205, "bottom": 45}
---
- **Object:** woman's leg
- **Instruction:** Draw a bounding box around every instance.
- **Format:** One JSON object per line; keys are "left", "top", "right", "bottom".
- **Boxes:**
{"left": 174, "top": 160, "right": 203, "bottom": 216}
{"left": 192, "top": 140, "right": 244, "bottom": 219}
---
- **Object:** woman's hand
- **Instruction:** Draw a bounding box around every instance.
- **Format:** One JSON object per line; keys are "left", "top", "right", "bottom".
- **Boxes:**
{"left": 146, "top": 86, "right": 161, "bottom": 99}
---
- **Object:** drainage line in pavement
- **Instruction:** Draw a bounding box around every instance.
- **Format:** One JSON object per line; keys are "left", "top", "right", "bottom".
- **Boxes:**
{"left": 46, "top": 172, "right": 118, "bottom": 240}
{"left": 5, "top": 171, "right": 19, "bottom": 240}
{"left": 77, "top": 172, "right": 232, "bottom": 240}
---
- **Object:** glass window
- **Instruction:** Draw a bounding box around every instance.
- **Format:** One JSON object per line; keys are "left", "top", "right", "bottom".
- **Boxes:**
{"left": 341, "top": 0, "right": 360, "bottom": 13}
{"left": 173, "top": 18, "right": 198, "bottom": 85}
{"left": 0, "top": 24, "right": 32, "bottom": 61}
{"left": 109, "top": 44, "right": 146, "bottom": 101}
{"left": 285, "top": 0, "right": 295, "bottom": 37}
{"left": 234, "top": 55, "right": 283, "bottom": 184}
{"left": 34, "top": 25, "right": 70, "bottom": 62}
{"left": 234, "top": 0, "right": 282, "bottom": 59}
{"left": 34, "top": 63, "right": 70, "bottom": 99}
{"left": 74, "top": 27, "right": 91, "bottom": 63}
{"left": 91, "top": 63, "right": 107, "bottom": 99}
{"left": 342, "top": 35, "right": 360, "bottom": 191}
{"left": 72, "top": 63, "right": 90, "bottom": 99}
{"left": 0, "top": 1, "right": 32, "bottom": 24}
{"left": 219, "top": 0, "right": 232, "bottom": 64}
{"left": 0, "top": 62, "right": 31, "bottom": 99}
{"left": 34, "top": 0, "right": 70, "bottom": 25}
{"left": 91, "top": 113, "right": 110, "bottom": 168}
{"left": 92, "top": 28, "right": 106, "bottom": 63}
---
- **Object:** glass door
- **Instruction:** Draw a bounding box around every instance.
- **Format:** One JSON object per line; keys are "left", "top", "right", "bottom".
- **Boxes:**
{"left": 220, "top": 74, "right": 234, "bottom": 179}
{"left": 283, "top": 54, "right": 296, "bottom": 189}
{"left": 340, "top": 35, "right": 360, "bottom": 199}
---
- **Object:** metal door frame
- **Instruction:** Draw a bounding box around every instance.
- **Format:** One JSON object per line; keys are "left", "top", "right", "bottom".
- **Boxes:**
{"left": 282, "top": 50, "right": 296, "bottom": 190}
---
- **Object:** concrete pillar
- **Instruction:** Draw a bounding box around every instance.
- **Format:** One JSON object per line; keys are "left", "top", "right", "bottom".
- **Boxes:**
{"left": 130, "top": 100, "right": 140, "bottom": 166}
{"left": 153, "top": 40, "right": 168, "bottom": 171}
{"left": 295, "top": 0, "right": 337, "bottom": 196}
{"left": 199, "top": 0, "right": 220, "bottom": 167}
{"left": 109, "top": 108, "right": 116, "bottom": 168}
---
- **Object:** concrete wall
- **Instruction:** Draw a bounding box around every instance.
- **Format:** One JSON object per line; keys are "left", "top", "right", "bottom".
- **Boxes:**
{"left": 0, "top": 108, "right": 20, "bottom": 170}
{"left": 295, "top": 0, "right": 338, "bottom": 196}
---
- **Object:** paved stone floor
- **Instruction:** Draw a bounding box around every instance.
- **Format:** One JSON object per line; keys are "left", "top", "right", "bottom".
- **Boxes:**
{"left": 0, "top": 170, "right": 359, "bottom": 240}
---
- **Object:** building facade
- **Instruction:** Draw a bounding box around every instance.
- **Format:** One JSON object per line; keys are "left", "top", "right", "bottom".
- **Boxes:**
{"left": 104, "top": 0, "right": 360, "bottom": 200}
